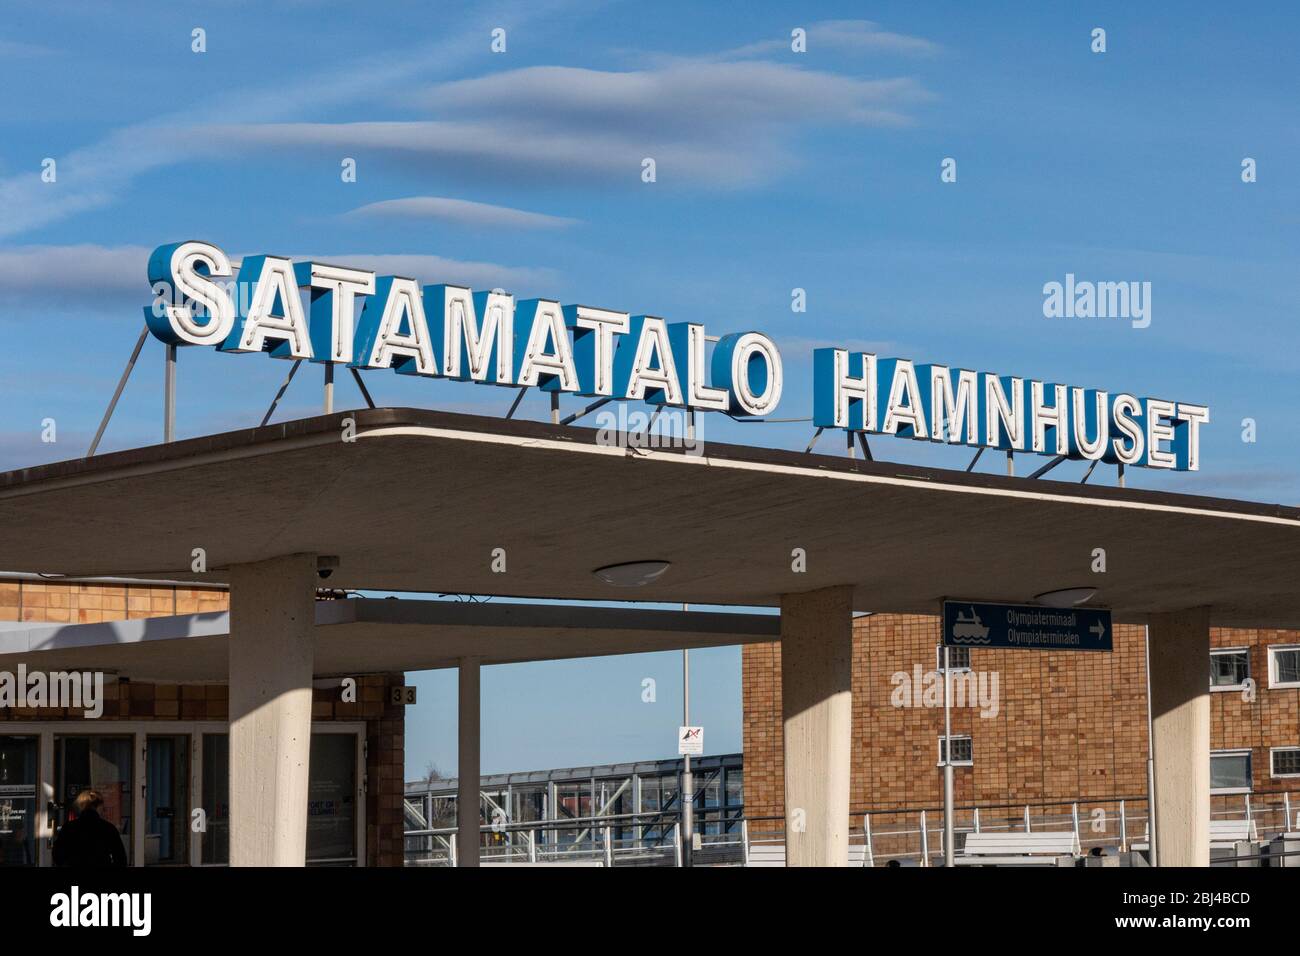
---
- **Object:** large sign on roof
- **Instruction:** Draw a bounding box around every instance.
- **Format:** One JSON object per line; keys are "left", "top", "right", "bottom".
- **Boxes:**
{"left": 145, "top": 240, "right": 782, "bottom": 418}
{"left": 144, "top": 240, "right": 1208, "bottom": 471}
{"left": 814, "top": 350, "right": 1208, "bottom": 472}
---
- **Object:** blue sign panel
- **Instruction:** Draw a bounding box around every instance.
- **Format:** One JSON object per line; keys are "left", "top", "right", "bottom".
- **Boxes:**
{"left": 942, "top": 600, "right": 1112, "bottom": 652}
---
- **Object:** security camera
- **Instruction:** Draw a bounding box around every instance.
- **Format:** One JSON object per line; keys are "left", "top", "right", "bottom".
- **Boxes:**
{"left": 317, "top": 555, "right": 340, "bottom": 580}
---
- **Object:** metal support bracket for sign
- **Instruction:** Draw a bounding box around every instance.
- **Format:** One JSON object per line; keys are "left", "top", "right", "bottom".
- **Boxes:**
{"left": 560, "top": 396, "right": 613, "bottom": 426}
{"left": 638, "top": 405, "right": 664, "bottom": 444}
{"left": 856, "top": 432, "right": 874, "bottom": 461}
{"left": 1080, "top": 459, "right": 1099, "bottom": 484}
{"left": 1028, "top": 454, "right": 1066, "bottom": 480}
{"left": 505, "top": 385, "right": 528, "bottom": 420}
{"left": 803, "top": 426, "right": 824, "bottom": 454}
{"left": 261, "top": 359, "right": 303, "bottom": 427}
{"left": 350, "top": 367, "right": 376, "bottom": 409}
{"left": 86, "top": 324, "right": 150, "bottom": 458}
{"left": 965, "top": 446, "right": 984, "bottom": 472}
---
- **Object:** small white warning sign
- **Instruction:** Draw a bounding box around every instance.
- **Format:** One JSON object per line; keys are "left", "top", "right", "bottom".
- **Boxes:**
{"left": 678, "top": 726, "right": 704, "bottom": 756}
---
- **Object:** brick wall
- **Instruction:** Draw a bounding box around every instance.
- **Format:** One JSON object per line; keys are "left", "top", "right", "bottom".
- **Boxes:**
{"left": 0, "top": 577, "right": 406, "bottom": 866}
{"left": 744, "top": 613, "right": 1300, "bottom": 825}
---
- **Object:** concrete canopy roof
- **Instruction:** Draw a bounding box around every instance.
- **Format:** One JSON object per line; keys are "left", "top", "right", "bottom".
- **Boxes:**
{"left": 0, "top": 599, "right": 781, "bottom": 682}
{"left": 0, "top": 407, "right": 1297, "bottom": 627}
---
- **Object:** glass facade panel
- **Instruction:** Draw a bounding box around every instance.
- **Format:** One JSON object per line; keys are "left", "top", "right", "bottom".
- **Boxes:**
{"left": 201, "top": 733, "right": 230, "bottom": 864}
{"left": 146, "top": 735, "right": 189, "bottom": 865}
{"left": 203, "top": 733, "right": 357, "bottom": 864}
{"left": 54, "top": 735, "right": 133, "bottom": 864}
{"left": 0, "top": 736, "right": 38, "bottom": 867}
{"left": 307, "top": 734, "right": 357, "bottom": 863}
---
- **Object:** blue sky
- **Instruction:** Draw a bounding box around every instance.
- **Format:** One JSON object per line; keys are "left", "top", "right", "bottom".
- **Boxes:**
{"left": 1, "top": 2, "right": 1296, "bottom": 778}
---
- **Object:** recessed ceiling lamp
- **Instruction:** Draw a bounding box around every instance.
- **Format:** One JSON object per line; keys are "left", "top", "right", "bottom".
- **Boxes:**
{"left": 593, "top": 561, "right": 671, "bottom": 587}
{"left": 1033, "top": 587, "right": 1097, "bottom": 608}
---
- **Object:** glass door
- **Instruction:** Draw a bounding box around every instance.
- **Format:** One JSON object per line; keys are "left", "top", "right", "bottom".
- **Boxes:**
{"left": 307, "top": 734, "right": 357, "bottom": 865}
{"left": 200, "top": 733, "right": 229, "bottom": 864}
{"left": 54, "top": 735, "right": 134, "bottom": 865}
{"left": 0, "top": 736, "right": 38, "bottom": 867}
{"left": 146, "top": 735, "right": 189, "bottom": 865}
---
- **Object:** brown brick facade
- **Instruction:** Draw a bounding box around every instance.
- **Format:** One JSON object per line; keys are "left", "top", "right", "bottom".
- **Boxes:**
{"left": 0, "top": 577, "right": 405, "bottom": 866}
{"left": 744, "top": 614, "right": 1300, "bottom": 824}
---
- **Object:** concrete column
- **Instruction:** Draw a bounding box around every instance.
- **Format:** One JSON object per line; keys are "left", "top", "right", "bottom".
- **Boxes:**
{"left": 228, "top": 553, "right": 316, "bottom": 867}
{"left": 457, "top": 657, "right": 481, "bottom": 867}
{"left": 781, "top": 585, "right": 854, "bottom": 866}
{"left": 1148, "top": 607, "right": 1211, "bottom": 867}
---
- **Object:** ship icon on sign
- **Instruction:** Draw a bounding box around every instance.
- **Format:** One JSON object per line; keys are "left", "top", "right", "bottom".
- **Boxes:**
{"left": 950, "top": 606, "right": 991, "bottom": 644}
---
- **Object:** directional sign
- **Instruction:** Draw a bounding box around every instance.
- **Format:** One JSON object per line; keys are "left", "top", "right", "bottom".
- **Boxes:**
{"left": 942, "top": 600, "right": 1112, "bottom": 652}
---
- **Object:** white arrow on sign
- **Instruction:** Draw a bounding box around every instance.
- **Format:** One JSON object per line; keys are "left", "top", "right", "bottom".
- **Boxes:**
{"left": 1090, "top": 621, "right": 1106, "bottom": 640}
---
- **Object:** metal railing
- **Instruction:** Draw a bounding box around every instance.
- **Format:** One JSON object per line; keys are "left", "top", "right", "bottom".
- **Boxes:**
{"left": 405, "top": 810, "right": 688, "bottom": 867}
{"left": 406, "top": 789, "right": 1300, "bottom": 866}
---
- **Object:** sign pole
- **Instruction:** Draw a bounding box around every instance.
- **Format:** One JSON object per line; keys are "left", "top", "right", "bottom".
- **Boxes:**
{"left": 324, "top": 363, "right": 335, "bottom": 415}
{"left": 943, "top": 643, "right": 954, "bottom": 866}
{"left": 1143, "top": 625, "right": 1158, "bottom": 866}
{"left": 681, "top": 627, "right": 693, "bottom": 867}
{"left": 164, "top": 343, "right": 177, "bottom": 443}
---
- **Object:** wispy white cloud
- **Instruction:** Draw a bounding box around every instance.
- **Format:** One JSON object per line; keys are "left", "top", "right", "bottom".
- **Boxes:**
{"left": 724, "top": 20, "right": 941, "bottom": 59}
{"left": 421, "top": 61, "right": 927, "bottom": 129}
{"left": 0, "top": 244, "right": 558, "bottom": 310}
{"left": 0, "top": 0, "right": 568, "bottom": 240}
{"left": 0, "top": 243, "right": 152, "bottom": 299}
{"left": 347, "top": 196, "right": 580, "bottom": 230}
{"left": 209, "top": 61, "right": 931, "bottom": 187}
{"left": 0, "top": 13, "right": 935, "bottom": 239}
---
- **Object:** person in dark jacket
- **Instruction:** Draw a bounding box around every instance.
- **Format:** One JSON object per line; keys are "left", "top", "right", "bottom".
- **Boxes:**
{"left": 52, "top": 790, "right": 127, "bottom": 867}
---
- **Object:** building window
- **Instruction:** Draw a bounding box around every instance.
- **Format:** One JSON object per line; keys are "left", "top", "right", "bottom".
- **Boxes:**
{"left": 1210, "top": 750, "right": 1252, "bottom": 794}
{"left": 1210, "top": 649, "right": 1250, "bottom": 690}
{"left": 937, "top": 736, "right": 973, "bottom": 766}
{"left": 723, "top": 768, "right": 743, "bottom": 810}
{"left": 1269, "top": 646, "right": 1300, "bottom": 688}
{"left": 936, "top": 645, "right": 971, "bottom": 671}
{"left": 1271, "top": 748, "right": 1300, "bottom": 779}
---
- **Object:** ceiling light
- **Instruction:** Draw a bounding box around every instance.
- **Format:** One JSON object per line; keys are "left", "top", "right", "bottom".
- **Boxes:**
{"left": 593, "top": 561, "right": 671, "bottom": 587}
{"left": 1033, "top": 587, "right": 1097, "bottom": 608}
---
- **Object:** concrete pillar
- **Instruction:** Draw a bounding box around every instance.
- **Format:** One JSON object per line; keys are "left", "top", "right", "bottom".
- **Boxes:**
{"left": 228, "top": 553, "right": 316, "bottom": 867}
{"left": 457, "top": 657, "right": 481, "bottom": 867}
{"left": 1148, "top": 607, "right": 1211, "bottom": 867}
{"left": 781, "top": 585, "right": 854, "bottom": 866}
